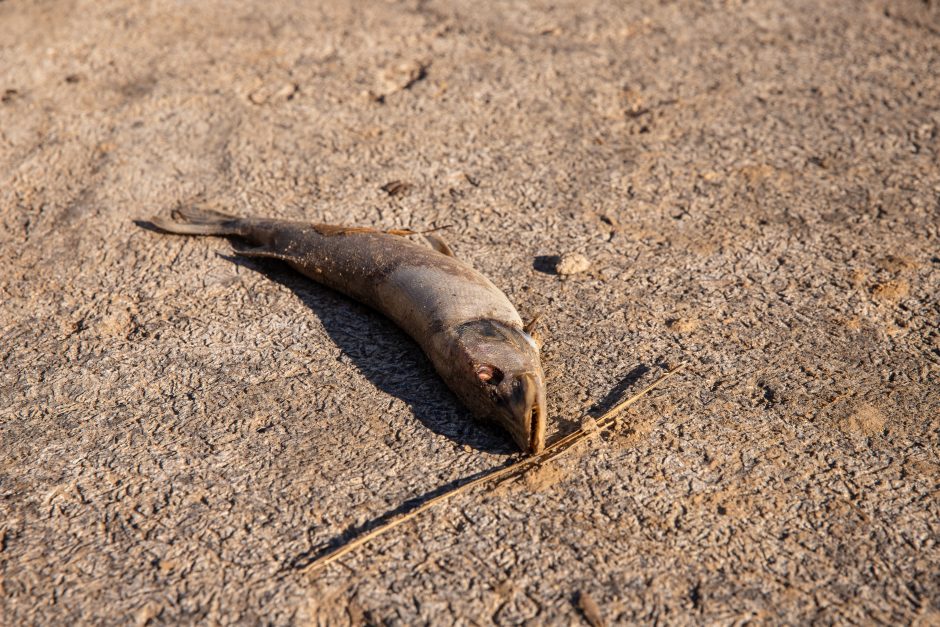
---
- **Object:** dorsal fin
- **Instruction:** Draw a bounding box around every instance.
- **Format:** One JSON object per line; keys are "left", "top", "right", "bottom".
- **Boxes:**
{"left": 311, "top": 224, "right": 377, "bottom": 236}
{"left": 383, "top": 226, "right": 456, "bottom": 257}
{"left": 424, "top": 233, "right": 455, "bottom": 257}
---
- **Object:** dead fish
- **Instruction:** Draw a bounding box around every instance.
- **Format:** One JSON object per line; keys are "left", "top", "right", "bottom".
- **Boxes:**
{"left": 149, "top": 206, "right": 546, "bottom": 454}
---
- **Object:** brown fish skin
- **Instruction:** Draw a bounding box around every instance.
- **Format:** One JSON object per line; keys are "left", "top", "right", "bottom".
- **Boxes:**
{"left": 149, "top": 206, "right": 546, "bottom": 454}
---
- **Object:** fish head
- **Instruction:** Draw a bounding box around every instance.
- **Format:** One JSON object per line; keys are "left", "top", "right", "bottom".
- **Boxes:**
{"left": 451, "top": 319, "right": 546, "bottom": 454}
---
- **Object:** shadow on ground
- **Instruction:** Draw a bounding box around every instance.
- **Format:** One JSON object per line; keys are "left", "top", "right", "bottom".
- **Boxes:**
{"left": 285, "top": 460, "right": 512, "bottom": 571}
{"left": 285, "top": 358, "right": 656, "bottom": 573}
{"left": 532, "top": 254, "right": 560, "bottom": 274}
{"left": 587, "top": 364, "right": 651, "bottom": 417}
{"left": 219, "top": 252, "right": 518, "bottom": 456}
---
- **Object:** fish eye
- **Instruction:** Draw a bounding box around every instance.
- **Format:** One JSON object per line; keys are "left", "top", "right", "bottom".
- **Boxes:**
{"left": 475, "top": 364, "right": 504, "bottom": 385}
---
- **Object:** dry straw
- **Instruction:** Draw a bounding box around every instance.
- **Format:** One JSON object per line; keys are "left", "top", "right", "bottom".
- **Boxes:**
{"left": 301, "top": 363, "right": 688, "bottom": 575}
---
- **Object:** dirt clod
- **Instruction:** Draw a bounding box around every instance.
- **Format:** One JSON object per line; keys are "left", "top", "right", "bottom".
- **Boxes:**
{"left": 871, "top": 279, "right": 910, "bottom": 302}
{"left": 840, "top": 404, "right": 888, "bottom": 437}
{"left": 378, "top": 60, "right": 428, "bottom": 95}
{"left": 555, "top": 252, "right": 591, "bottom": 275}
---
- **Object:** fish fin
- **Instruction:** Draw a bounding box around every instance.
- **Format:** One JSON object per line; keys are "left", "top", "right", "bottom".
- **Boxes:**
{"left": 312, "top": 224, "right": 377, "bottom": 237}
{"left": 150, "top": 205, "right": 243, "bottom": 236}
{"left": 424, "top": 233, "right": 455, "bottom": 257}
{"left": 231, "top": 243, "right": 287, "bottom": 260}
{"left": 384, "top": 225, "right": 455, "bottom": 256}
{"left": 523, "top": 313, "right": 542, "bottom": 334}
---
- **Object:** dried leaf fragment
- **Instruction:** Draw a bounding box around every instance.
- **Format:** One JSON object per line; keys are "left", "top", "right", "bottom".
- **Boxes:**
{"left": 577, "top": 590, "right": 606, "bottom": 627}
{"left": 381, "top": 180, "right": 413, "bottom": 197}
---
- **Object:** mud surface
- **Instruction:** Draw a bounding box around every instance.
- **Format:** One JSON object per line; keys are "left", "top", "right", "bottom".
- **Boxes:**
{"left": 2, "top": 0, "right": 939, "bottom": 624}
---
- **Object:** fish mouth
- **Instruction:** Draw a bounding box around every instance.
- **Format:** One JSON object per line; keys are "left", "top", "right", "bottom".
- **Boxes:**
{"left": 504, "top": 372, "right": 546, "bottom": 455}
{"left": 528, "top": 400, "right": 545, "bottom": 455}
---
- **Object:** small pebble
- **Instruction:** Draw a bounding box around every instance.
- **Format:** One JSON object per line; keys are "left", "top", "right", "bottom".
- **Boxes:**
{"left": 555, "top": 252, "right": 590, "bottom": 275}
{"left": 378, "top": 60, "right": 427, "bottom": 94}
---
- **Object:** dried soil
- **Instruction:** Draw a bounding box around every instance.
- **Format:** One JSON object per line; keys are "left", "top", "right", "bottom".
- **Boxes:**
{"left": 1, "top": 0, "right": 939, "bottom": 624}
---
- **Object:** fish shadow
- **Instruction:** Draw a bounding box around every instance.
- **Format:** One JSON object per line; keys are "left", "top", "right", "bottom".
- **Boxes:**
{"left": 220, "top": 254, "right": 517, "bottom": 456}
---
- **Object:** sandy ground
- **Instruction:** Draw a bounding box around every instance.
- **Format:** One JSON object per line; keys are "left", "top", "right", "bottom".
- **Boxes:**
{"left": 1, "top": 0, "right": 939, "bottom": 624}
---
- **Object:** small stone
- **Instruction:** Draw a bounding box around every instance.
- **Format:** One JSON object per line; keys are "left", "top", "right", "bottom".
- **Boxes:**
{"left": 378, "top": 60, "right": 427, "bottom": 94}
{"left": 275, "top": 82, "right": 299, "bottom": 100}
{"left": 555, "top": 252, "right": 590, "bottom": 275}
{"left": 667, "top": 318, "right": 700, "bottom": 333}
{"left": 248, "top": 82, "right": 299, "bottom": 105}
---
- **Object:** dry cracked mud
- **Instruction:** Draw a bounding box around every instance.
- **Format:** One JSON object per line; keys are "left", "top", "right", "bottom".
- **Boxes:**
{"left": 1, "top": 0, "right": 939, "bottom": 624}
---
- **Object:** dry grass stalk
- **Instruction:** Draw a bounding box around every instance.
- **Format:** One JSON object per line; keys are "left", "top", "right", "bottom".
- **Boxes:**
{"left": 301, "top": 363, "right": 688, "bottom": 575}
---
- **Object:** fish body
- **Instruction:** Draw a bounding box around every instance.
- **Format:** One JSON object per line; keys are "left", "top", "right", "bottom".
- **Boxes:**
{"left": 150, "top": 207, "right": 546, "bottom": 454}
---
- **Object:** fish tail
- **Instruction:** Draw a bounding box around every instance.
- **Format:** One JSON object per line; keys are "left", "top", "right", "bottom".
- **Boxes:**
{"left": 149, "top": 206, "right": 244, "bottom": 236}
